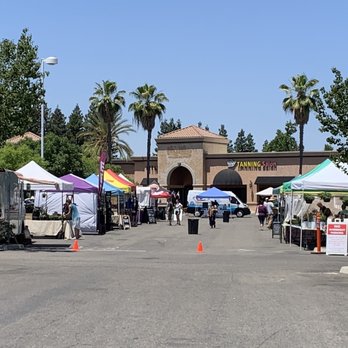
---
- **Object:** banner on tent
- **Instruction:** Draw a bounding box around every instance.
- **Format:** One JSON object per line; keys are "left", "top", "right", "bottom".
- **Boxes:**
{"left": 98, "top": 151, "right": 107, "bottom": 196}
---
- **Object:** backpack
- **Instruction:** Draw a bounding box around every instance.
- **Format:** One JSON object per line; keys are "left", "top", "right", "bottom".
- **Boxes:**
{"left": 258, "top": 204, "right": 267, "bottom": 215}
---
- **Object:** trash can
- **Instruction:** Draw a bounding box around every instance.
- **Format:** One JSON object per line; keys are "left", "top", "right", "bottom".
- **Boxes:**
{"left": 188, "top": 218, "right": 199, "bottom": 234}
{"left": 223, "top": 211, "right": 230, "bottom": 223}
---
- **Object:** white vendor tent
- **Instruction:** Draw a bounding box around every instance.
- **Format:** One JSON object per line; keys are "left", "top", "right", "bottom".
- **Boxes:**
{"left": 16, "top": 161, "right": 73, "bottom": 191}
{"left": 282, "top": 159, "right": 348, "bottom": 192}
{"left": 37, "top": 174, "right": 99, "bottom": 233}
{"left": 256, "top": 187, "right": 274, "bottom": 196}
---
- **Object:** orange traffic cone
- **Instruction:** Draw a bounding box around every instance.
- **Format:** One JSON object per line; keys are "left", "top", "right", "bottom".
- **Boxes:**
{"left": 71, "top": 239, "right": 79, "bottom": 252}
{"left": 197, "top": 241, "right": 203, "bottom": 253}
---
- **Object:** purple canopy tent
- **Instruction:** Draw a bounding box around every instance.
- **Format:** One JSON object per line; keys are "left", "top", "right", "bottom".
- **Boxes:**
{"left": 36, "top": 173, "right": 99, "bottom": 233}
{"left": 60, "top": 174, "right": 98, "bottom": 193}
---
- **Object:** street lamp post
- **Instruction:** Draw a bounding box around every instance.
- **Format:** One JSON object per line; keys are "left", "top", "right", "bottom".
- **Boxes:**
{"left": 41, "top": 56, "right": 58, "bottom": 159}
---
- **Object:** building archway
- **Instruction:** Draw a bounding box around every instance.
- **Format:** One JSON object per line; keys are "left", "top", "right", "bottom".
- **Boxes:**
{"left": 213, "top": 168, "right": 247, "bottom": 203}
{"left": 168, "top": 166, "right": 193, "bottom": 206}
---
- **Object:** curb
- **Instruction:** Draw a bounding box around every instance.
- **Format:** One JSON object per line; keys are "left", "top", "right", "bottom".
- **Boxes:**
{"left": 339, "top": 266, "right": 348, "bottom": 274}
{"left": 0, "top": 244, "right": 25, "bottom": 251}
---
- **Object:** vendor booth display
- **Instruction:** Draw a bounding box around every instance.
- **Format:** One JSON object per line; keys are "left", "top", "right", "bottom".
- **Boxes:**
{"left": 85, "top": 174, "right": 127, "bottom": 230}
{"left": 16, "top": 161, "right": 74, "bottom": 238}
{"left": 35, "top": 174, "right": 99, "bottom": 234}
{"left": 281, "top": 159, "right": 348, "bottom": 251}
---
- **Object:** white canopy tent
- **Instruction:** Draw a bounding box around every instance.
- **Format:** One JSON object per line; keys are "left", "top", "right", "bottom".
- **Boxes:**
{"left": 256, "top": 187, "right": 274, "bottom": 196}
{"left": 16, "top": 161, "right": 73, "bottom": 191}
{"left": 38, "top": 174, "right": 99, "bottom": 233}
{"left": 283, "top": 159, "right": 348, "bottom": 192}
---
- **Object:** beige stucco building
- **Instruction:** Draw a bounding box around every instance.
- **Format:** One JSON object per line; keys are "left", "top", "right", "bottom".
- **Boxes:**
{"left": 114, "top": 125, "right": 334, "bottom": 208}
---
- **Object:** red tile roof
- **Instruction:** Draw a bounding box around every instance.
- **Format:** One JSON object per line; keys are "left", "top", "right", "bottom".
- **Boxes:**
{"left": 6, "top": 132, "right": 40, "bottom": 144}
{"left": 158, "top": 125, "right": 225, "bottom": 139}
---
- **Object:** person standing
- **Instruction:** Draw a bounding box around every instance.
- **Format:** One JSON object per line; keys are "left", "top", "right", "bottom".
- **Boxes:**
{"left": 337, "top": 203, "right": 348, "bottom": 219}
{"left": 208, "top": 203, "right": 217, "bottom": 228}
{"left": 64, "top": 199, "right": 81, "bottom": 239}
{"left": 167, "top": 198, "right": 174, "bottom": 226}
{"left": 174, "top": 199, "right": 183, "bottom": 225}
{"left": 317, "top": 202, "right": 332, "bottom": 220}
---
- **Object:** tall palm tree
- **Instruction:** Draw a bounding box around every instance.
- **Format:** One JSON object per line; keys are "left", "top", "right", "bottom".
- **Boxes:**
{"left": 89, "top": 80, "right": 126, "bottom": 162}
{"left": 129, "top": 84, "right": 168, "bottom": 185}
{"left": 81, "top": 110, "right": 134, "bottom": 159}
{"left": 280, "top": 74, "right": 319, "bottom": 174}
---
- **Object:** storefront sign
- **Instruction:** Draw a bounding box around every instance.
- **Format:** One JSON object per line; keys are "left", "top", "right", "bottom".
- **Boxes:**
{"left": 326, "top": 221, "right": 348, "bottom": 256}
{"left": 237, "top": 161, "right": 277, "bottom": 171}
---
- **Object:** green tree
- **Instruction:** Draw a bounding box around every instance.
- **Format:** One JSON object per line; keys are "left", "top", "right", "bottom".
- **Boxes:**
{"left": 89, "top": 80, "right": 125, "bottom": 163}
{"left": 44, "top": 133, "right": 84, "bottom": 177}
{"left": 154, "top": 118, "right": 181, "bottom": 154}
{"left": 46, "top": 106, "right": 67, "bottom": 137}
{"left": 245, "top": 134, "right": 257, "bottom": 152}
{"left": 262, "top": 121, "right": 299, "bottom": 152}
{"left": 316, "top": 68, "right": 348, "bottom": 162}
{"left": 82, "top": 111, "right": 134, "bottom": 160}
{"left": 129, "top": 84, "right": 168, "bottom": 185}
{"left": 232, "top": 129, "right": 257, "bottom": 152}
{"left": 218, "top": 124, "right": 228, "bottom": 138}
{"left": 157, "top": 118, "right": 181, "bottom": 136}
{"left": 324, "top": 144, "right": 334, "bottom": 151}
{"left": 0, "top": 138, "right": 43, "bottom": 170}
{"left": 218, "top": 124, "right": 233, "bottom": 153}
{"left": 67, "top": 104, "right": 85, "bottom": 146}
{"left": 0, "top": 28, "right": 43, "bottom": 144}
{"left": 280, "top": 74, "right": 319, "bottom": 174}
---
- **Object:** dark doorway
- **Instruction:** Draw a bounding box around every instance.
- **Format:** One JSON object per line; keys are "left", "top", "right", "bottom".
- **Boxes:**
{"left": 168, "top": 166, "right": 193, "bottom": 207}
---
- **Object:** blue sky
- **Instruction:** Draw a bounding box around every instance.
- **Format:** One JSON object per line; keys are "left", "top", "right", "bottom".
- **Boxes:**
{"left": 1, "top": 0, "right": 348, "bottom": 155}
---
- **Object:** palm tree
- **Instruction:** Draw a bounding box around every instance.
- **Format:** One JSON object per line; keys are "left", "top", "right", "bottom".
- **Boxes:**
{"left": 129, "top": 84, "right": 168, "bottom": 185}
{"left": 89, "top": 80, "right": 126, "bottom": 162}
{"left": 280, "top": 74, "right": 319, "bottom": 174}
{"left": 81, "top": 110, "right": 134, "bottom": 159}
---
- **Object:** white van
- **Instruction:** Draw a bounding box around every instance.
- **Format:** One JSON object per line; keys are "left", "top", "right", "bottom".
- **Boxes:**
{"left": 186, "top": 189, "right": 250, "bottom": 218}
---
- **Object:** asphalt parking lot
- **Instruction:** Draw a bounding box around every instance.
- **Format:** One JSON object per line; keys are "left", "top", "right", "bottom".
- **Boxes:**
{"left": 1, "top": 214, "right": 348, "bottom": 348}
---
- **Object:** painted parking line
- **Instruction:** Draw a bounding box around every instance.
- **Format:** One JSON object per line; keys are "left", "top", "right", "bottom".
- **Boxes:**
{"left": 81, "top": 247, "right": 146, "bottom": 252}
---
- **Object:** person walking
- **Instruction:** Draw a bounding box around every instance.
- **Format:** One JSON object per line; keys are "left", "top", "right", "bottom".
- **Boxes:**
{"left": 264, "top": 197, "right": 274, "bottom": 229}
{"left": 256, "top": 200, "right": 268, "bottom": 229}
